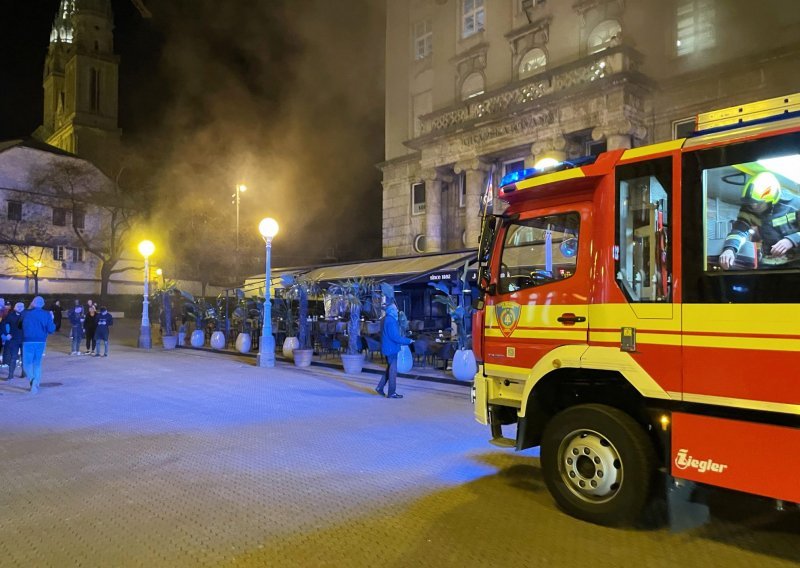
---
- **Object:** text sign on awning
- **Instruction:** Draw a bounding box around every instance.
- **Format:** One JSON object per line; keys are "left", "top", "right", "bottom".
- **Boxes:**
{"left": 429, "top": 272, "right": 455, "bottom": 281}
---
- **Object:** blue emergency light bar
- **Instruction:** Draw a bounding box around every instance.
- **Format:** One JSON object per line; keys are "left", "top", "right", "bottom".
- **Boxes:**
{"left": 499, "top": 155, "right": 599, "bottom": 188}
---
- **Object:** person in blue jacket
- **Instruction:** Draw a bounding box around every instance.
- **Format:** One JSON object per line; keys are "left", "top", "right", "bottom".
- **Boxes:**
{"left": 376, "top": 302, "right": 413, "bottom": 399}
{"left": 69, "top": 306, "right": 84, "bottom": 355}
{"left": 1, "top": 302, "right": 25, "bottom": 381}
{"left": 20, "top": 296, "right": 56, "bottom": 394}
{"left": 94, "top": 306, "right": 113, "bottom": 356}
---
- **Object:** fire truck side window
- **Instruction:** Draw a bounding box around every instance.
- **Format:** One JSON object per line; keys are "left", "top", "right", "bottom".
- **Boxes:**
{"left": 499, "top": 212, "right": 580, "bottom": 294}
{"left": 616, "top": 158, "right": 672, "bottom": 302}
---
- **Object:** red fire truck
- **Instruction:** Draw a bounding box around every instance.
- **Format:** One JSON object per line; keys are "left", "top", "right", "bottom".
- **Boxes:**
{"left": 471, "top": 94, "right": 800, "bottom": 526}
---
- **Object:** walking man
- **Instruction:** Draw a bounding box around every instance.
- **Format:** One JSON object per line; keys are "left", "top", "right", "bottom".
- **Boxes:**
{"left": 376, "top": 302, "right": 413, "bottom": 399}
{"left": 95, "top": 306, "right": 113, "bottom": 356}
{"left": 21, "top": 296, "right": 55, "bottom": 394}
{"left": 69, "top": 306, "right": 84, "bottom": 355}
{"left": 2, "top": 302, "right": 25, "bottom": 380}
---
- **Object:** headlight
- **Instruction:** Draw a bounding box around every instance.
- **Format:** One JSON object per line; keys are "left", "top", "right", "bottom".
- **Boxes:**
{"left": 471, "top": 385, "right": 477, "bottom": 404}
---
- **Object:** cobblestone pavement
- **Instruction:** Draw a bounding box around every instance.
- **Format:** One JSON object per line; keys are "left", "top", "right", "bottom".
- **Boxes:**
{"left": 0, "top": 325, "right": 797, "bottom": 567}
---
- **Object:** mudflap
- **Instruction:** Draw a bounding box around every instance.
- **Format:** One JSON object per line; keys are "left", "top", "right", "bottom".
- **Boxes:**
{"left": 667, "top": 475, "right": 710, "bottom": 532}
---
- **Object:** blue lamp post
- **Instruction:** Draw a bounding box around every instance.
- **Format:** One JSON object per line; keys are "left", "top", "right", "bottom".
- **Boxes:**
{"left": 138, "top": 239, "right": 155, "bottom": 349}
{"left": 257, "top": 217, "right": 279, "bottom": 367}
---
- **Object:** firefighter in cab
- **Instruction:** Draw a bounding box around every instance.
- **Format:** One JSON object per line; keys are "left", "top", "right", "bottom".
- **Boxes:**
{"left": 719, "top": 171, "right": 800, "bottom": 269}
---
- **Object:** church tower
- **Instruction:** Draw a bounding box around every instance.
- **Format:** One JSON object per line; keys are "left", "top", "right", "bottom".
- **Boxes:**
{"left": 35, "top": 0, "right": 121, "bottom": 175}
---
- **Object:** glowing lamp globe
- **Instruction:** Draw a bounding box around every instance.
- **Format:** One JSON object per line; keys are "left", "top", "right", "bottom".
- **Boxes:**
{"left": 259, "top": 218, "right": 279, "bottom": 239}
{"left": 138, "top": 240, "right": 156, "bottom": 258}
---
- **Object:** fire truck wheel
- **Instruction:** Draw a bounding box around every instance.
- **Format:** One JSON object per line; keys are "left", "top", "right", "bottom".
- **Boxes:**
{"left": 540, "top": 404, "right": 655, "bottom": 526}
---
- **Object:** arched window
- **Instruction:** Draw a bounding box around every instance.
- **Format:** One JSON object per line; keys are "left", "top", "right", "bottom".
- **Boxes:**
{"left": 519, "top": 48, "right": 547, "bottom": 79}
{"left": 587, "top": 20, "right": 621, "bottom": 54}
{"left": 414, "top": 234, "right": 427, "bottom": 253}
{"left": 461, "top": 72, "right": 485, "bottom": 100}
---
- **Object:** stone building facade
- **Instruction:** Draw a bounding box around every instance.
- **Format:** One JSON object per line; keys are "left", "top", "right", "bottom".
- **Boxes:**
{"left": 380, "top": 0, "right": 800, "bottom": 257}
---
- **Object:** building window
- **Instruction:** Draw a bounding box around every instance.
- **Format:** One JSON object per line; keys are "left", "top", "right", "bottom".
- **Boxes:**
{"left": 412, "top": 90, "right": 432, "bottom": 137}
{"left": 587, "top": 20, "right": 622, "bottom": 54}
{"left": 519, "top": 48, "right": 547, "bottom": 79}
{"left": 676, "top": 0, "right": 715, "bottom": 56}
{"left": 503, "top": 159, "right": 526, "bottom": 176}
{"left": 73, "top": 207, "right": 85, "bottom": 229}
{"left": 412, "top": 182, "right": 426, "bottom": 215}
{"left": 413, "top": 19, "right": 432, "bottom": 60}
{"left": 69, "top": 247, "right": 85, "bottom": 263}
{"left": 90, "top": 68, "right": 101, "bottom": 112}
{"left": 53, "top": 246, "right": 66, "bottom": 261}
{"left": 53, "top": 207, "right": 67, "bottom": 226}
{"left": 462, "top": 0, "right": 485, "bottom": 38}
{"left": 7, "top": 201, "right": 22, "bottom": 221}
{"left": 458, "top": 172, "right": 467, "bottom": 208}
{"left": 461, "top": 72, "right": 485, "bottom": 100}
{"left": 672, "top": 117, "right": 696, "bottom": 139}
{"left": 413, "top": 234, "right": 427, "bottom": 253}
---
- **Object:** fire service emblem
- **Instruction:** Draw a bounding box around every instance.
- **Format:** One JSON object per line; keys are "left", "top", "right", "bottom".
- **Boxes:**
{"left": 495, "top": 301, "right": 521, "bottom": 338}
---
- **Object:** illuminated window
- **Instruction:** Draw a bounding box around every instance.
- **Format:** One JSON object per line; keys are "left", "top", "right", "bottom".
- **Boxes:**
{"left": 461, "top": 72, "right": 485, "bottom": 100}
{"left": 462, "top": 0, "right": 485, "bottom": 38}
{"left": 413, "top": 20, "right": 432, "bottom": 60}
{"left": 412, "top": 182, "right": 426, "bottom": 215}
{"left": 587, "top": 20, "right": 621, "bottom": 54}
{"left": 53, "top": 246, "right": 66, "bottom": 261}
{"left": 676, "top": 0, "right": 715, "bottom": 56}
{"left": 519, "top": 48, "right": 547, "bottom": 79}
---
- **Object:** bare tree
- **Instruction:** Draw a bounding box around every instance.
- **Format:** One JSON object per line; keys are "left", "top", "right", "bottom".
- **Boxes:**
{"left": 32, "top": 158, "right": 140, "bottom": 300}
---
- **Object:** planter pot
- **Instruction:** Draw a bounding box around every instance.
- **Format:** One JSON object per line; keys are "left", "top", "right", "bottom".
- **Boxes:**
{"left": 452, "top": 349, "right": 478, "bottom": 381}
{"left": 162, "top": 335, "right": 178, "bottom": 350}
{"left": 190, "top": 330, "right": 205, "bottom": 348}
{"left": 210, "top": 331, "right": 226, "bottom": 350}
{"left": 341, "top": 353, "right": 365, "bottom": 374}
{"left": 235, "top": 332, "right": 252, "bottom": 354}
{"left": 177, "top": 332, "right": 186, "bottom": 346}
{"left": 283, "top": 336, "right": 299, "bottom": 358}
{"left": 293, "top": 348, "right": 313, "bottom": 368}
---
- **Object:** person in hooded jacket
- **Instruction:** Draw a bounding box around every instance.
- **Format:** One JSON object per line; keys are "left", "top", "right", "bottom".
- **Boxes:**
{"left": 69, "top": 306, "right": 84, "bottom": 355}
{"left": 376, "top": 302, "right": 413, "bottom": 399}
{"left": 20, "top": 296, "right": 55, "bottom": 394}
{"left": 1, "top": 302, "right": 25, "bottom": 380}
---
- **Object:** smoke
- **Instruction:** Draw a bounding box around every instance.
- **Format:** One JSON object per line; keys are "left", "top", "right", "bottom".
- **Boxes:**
{"left": 128, "top": 0, "right": 385, "bottom": 281}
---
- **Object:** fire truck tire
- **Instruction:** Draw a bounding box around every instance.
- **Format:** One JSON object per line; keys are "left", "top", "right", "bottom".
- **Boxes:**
{"left": 540, "top": 404, "right": 655, "bottom": 526}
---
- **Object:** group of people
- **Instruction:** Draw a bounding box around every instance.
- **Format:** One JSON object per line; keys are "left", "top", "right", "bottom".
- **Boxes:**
{"left": 0, "top": 297, "right": 114, "bottom": 394}
{"left": 65, "top": 299, "right": 114, "bottom": 357}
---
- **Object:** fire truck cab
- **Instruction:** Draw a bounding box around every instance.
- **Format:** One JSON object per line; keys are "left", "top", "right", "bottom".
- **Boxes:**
{"left": 471, "top": 94, "right": 800, "bottom": 526}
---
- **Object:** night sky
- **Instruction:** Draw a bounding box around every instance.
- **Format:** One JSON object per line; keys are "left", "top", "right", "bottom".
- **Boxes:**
{"left": 0, "top": 0, "right": 386, "bottom": 275}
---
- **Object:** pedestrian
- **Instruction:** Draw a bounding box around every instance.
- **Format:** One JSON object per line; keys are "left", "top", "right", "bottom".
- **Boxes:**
{"left": 85, "top": 298, "right": 95, "bottom": 314}
{"left": 1, "top": 302, "right": 26, "bottom": 381}
{"left": 20, "top": 296, "right": 56, "bottom": 394}
{"left": 51, "top": 300, "right": 63, "bottom": 332}
{"left": 376, "top": 302, "right": 413, "bottom": 399}
{"left": 69, "top": 305, "right": 84, "bottom": 355}
{"left": 84, "top": 305, "right": 98, "bottom": 354}
{"left": 0, "top": 297, "right": 6, "bottom": 366}
{"left": 95, "top": 306, "right": 113, "bottom": 357}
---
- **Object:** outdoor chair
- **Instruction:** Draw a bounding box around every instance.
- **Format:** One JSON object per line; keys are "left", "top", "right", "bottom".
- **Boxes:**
{"left": 364, "top": 336, "right": 382, "bottom": 360}
{"left": 411, "top": 336, "right": 433, "bottom": 367}
{"left": 318, "top": 334, "right": 341, "bottom": 359}
{"left": 433, "top": 342, "right": 456, "bottom": 371}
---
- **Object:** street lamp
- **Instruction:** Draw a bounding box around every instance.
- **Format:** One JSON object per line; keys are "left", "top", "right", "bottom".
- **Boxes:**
{"left": 138, "top": 240, "right": 156, "bottom": 349}
{"left": 33, "top": 260, "right": 43, "bottom": 295}
{"left": 257, "top": 217, "right": 279, "bottom": 368}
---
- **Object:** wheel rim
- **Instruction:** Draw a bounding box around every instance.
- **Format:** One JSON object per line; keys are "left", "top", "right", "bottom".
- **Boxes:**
{"left": 557, "top": 429, "right": 622, "bottom": 504}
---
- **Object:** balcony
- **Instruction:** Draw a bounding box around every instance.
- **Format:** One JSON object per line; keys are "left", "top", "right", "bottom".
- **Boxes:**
{"left": 415, "top": 45, "right": 645, "bottom": 140}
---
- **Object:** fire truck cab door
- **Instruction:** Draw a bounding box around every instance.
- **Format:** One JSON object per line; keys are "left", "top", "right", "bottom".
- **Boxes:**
{"left": 484, "top": 203, "right": 591, "bottom": 380}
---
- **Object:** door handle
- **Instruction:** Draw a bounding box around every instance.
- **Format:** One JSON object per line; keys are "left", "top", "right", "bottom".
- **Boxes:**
{"left": 557, "top": 313, "right": 586, "bottom": 325}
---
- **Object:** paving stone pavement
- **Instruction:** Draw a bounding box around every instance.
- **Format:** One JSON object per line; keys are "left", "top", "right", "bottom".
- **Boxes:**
{"left": 0, "top": 323, "right": 797, "bottom": 567}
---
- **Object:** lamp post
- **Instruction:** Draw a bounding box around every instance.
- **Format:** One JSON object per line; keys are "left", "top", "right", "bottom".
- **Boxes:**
{"left": 33, "top": 260, "right": 42, "bottom": 295}
{"left": 257, "top": 217, "right": 279, "bottom": 367}
{"left": 138, "top": 240, "right": 155, "bottom": 349}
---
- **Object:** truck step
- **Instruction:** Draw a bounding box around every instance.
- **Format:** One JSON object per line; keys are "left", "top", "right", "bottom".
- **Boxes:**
{"left": 489, "top": 437, "right": 516, "bottom": 448}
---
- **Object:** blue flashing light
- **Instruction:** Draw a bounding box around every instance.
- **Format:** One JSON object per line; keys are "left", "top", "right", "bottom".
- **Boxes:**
{"left": 500, "top": 168, "right": 537, "bottom": 188}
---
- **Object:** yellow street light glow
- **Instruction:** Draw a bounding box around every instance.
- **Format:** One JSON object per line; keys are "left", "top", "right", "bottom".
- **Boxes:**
{"left": 259, "top": 218, "right": 279, "bottom": 239}
{"left": 138, "top": 240, "right": 156, "bottom": 258}
{"left": 156, "top": 268, "right": 163, "bottom": 276}
{"left": 237, "top": 184, "right": 247, "bottom": 192}
{"left": 34, "top": 260, "right": 43, "bottom": 268}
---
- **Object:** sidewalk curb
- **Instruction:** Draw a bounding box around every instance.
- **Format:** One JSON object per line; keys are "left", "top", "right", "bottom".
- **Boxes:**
{"left": 175, "top": 345, "right": 472, "bottom": 388}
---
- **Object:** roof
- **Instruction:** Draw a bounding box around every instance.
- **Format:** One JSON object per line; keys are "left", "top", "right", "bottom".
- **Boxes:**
{"left": 0, "top": 138, "right": 79, "bottom": 159}
{"left": 243, "top": 250, "right": 477, "bottom": 292}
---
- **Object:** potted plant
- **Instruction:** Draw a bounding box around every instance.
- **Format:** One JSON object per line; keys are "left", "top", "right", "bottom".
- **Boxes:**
{"left": 232, "top": 291, "right": 260, "bottom": 354}
{"left": 157, "top": 282, "right": 178, "bottom": 350}
{"left": 429, "top": 261, "right": 476, "bottom": 381}
{"left": 327, "top": 277, "right": 377, "bottom": 374}
{"left": 273, "top": 297, "right": 298, "bottom": 358}
{"left": 181, "top": 291, "right": 211, "bottom": 348}
{"left": 281, "top": 274, "right": 319, "bottom": 367}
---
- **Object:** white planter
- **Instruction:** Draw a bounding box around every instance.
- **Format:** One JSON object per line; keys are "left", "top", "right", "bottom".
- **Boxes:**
{"left": 190, "top": 330, "right": 205, "bottom": 348}
{"left": 235, "top": 332, "right": 252, "bottom": 353}
{"left": 162, "top": 335, "right": 178, "bottom": 350}
{"left": 452, "top": 349, "right": 478, "bottom": 381}
{"left": 341, "top": 353, "right": 365, "bottom": 374}
{"left": 210, "top": 331, "right": 226, "bottom": 350}
{"left": 293, "top": 348, "right": 313, "bottom": 368}
{"left": 283, "top": 336, "right": 299, "bottom": 358}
